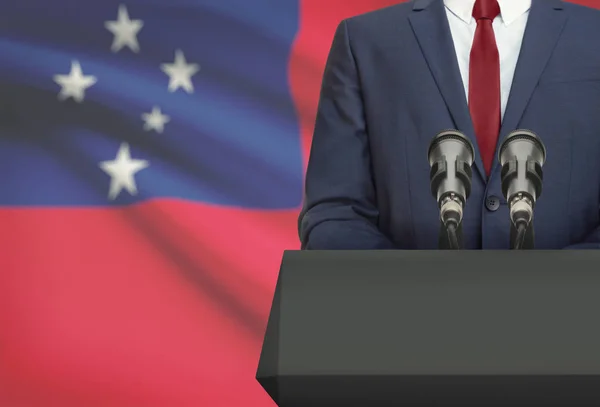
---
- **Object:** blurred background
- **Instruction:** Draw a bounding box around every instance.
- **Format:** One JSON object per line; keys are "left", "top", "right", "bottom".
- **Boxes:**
{"left": 0, "top": 0, "right": 597, "bottom": 406}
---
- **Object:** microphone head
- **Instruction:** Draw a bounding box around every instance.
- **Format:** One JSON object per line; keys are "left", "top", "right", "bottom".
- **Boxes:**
{"left": 428, "top": 130, "right": 475, "bottom": 205}
{"left": 497, "top": 130, "right": 546, "bottom": 226}
{"left": 428, "top": 130, "right": 475, "bottom": 167}
{"left": 498, "top": 129, "right": 546, "bottom": 167}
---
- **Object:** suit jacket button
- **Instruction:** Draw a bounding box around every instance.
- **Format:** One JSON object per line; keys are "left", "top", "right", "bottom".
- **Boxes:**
{"left": 485, "top": 195, "right": 500, "bottom": 212}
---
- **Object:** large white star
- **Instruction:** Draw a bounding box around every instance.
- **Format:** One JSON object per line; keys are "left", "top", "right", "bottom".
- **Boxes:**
{"left": 105, "top": 4, "right": 143, "bottom": 53}
{"left": 142, "top": 106, "right": 170, "bottom": 133}
{"left": 99, "top": 142, "right": 149, "bottom": 200}
{"left": 53, "top": 61, "right": 97, "bottom": 103}
{"left": 161, "top": 50, "right": 200, "bottom": 93}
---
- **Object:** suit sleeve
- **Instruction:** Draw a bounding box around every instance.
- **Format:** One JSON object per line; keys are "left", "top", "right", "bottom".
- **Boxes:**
{"left": 562, "top": 221, "right": 600, "bottom": 249}
{"left": 298, "top": 20, "right": 396, "bottom": 250}
{"left": 562, "top": 233, "right": 600, "bottom": 249}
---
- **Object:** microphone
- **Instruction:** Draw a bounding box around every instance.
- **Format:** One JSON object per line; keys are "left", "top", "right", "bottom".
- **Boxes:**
{"left": 428, "top": 130, "right": 475, "bottom": 249}
{"left": 498, "top": 129, "right": 546, "bottom": 250}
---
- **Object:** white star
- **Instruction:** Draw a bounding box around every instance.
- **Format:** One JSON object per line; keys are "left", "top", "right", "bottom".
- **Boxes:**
{"left": 142, "top": 106, "right": 170, "bottom": 133}
{"left": 53, "top": 61, "right": 97, "bottom": 103}
{"left": 161, "top": 50, "right": 200, "bottom": 93}
{"left": 105, "top": 4, "right": 143, "bottom": 53}
{"left": 99, "top": 143, "right": 149, "bottom": 200}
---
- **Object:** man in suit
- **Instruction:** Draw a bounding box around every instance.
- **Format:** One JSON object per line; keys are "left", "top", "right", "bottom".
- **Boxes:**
{"left": 298, "top": 0, "right": 600, "bottom": 250}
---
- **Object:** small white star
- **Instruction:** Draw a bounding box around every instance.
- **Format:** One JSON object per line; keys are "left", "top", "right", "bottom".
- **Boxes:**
{"left": 105, "top": 4, "right": 143, "bottom": 53}
{"left": 142, "top": 106, "right": 170, "bottom": 133}
{"left": 161, "top": 49, "right": 200, "bottom": 93}
{"left": 99, "top": 142, "right": 149, "bottom": 200}
{"left": 53, "top": 61, "right": 97, "bottom": 103}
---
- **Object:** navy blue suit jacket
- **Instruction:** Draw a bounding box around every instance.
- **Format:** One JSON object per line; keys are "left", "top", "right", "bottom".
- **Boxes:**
{"left": 299, "top": 0, "right": 600, "bottom": 250}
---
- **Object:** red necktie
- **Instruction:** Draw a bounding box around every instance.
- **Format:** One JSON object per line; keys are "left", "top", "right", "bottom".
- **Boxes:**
{"left": 469, "top": 0, "right": 501, "bottom": 176}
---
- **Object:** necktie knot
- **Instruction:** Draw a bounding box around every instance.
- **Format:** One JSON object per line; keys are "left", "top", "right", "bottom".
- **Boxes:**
{"left": 472, "top": 0, "right": 501, "bottom": 21}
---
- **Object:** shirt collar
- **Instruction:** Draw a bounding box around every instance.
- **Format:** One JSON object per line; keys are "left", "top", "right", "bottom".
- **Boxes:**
{"left": 444, "top": 0, "right": 532, "bottom": 26}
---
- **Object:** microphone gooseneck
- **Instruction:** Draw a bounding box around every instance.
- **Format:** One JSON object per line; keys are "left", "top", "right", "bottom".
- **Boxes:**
{"left": 513, "top": 222, "right": 527, "bottom": 250}
{"left": 428, "top": 130, "right": 475, "bottom": 250}
{"left": 445, "top": 222, "right": 460, "bottom": 250}
{"left": 498, "top": 129, "right": 546, "bottom": 250}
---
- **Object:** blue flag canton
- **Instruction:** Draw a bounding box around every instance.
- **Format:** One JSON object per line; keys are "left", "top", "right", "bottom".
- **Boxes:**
{"left": 0, "top": 0, "right": 303, "bottom": 209}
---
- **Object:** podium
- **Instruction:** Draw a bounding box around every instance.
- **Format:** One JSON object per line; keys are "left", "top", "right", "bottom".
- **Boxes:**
{"left": 256, "top": 250, "right": 600, "bottom": 406}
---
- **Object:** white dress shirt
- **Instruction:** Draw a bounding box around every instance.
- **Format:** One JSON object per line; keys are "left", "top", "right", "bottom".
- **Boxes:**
{"left": 444, "top": 0, "right": 531, "bottom": 120}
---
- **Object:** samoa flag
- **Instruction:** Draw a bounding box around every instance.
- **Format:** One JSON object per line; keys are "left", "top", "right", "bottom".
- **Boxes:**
{"left": 0, "top": 0, "right": 597, "bottom": 406}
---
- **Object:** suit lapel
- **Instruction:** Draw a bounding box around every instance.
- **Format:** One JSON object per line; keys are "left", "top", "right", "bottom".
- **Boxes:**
{"left": 408, "top": 0, "right": 486, "bottom": 180}
{"left": 490, "top": 0, "right": 567, "bottom": 177}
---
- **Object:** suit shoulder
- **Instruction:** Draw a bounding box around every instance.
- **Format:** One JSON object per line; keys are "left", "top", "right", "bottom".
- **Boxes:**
{"left": 337, "top": 1, "right": 415, "bottom": 46}
{"left": 343, "top": 1, "right": 414, "bottom": 29}
{"left": 561, "top": 1, "right": 600, "bottom": 47}
{"left": 563, "top": 1, "right": 600, "bottom": 24}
